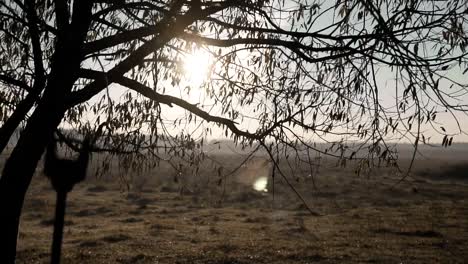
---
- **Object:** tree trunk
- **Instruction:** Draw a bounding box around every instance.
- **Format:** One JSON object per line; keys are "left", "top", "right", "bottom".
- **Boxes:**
{"left": 0, "top": 96, "right": 66, "bottom": 263}
{"left": 0, "top": 91, "right": 40, "bottom": 155}
{"left": 0, "top": 2, "right": 100, "bottom": 261}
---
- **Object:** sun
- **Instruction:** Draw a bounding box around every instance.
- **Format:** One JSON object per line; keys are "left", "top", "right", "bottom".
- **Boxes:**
{"left": 183, "top": 49, "right": 212, "bottom": 87}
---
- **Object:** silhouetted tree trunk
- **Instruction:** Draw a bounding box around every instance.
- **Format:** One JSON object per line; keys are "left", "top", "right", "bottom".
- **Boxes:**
{"left": 0, "top": 1, "right": 93, "bottom": 261}
{"left": 0, "top": 96, "right": 66, "bottom": 263}
{"left": 0, "top": 91, "right": 41, "bottom": 154}
{"left": 0, "top": 0, "right": 47, "bottom": 156}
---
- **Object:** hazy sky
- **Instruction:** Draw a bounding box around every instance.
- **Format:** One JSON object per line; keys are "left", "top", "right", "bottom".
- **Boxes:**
{"left": 83, "top": 1, "right": 468, "bottom": 144}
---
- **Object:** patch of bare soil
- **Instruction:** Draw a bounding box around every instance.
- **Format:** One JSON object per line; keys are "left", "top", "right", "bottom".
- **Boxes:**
{"left": 15, "top": 157, "right": 468, "bottom": 264}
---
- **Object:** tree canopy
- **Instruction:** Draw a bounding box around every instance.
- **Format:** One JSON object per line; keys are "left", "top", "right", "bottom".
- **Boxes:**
{"left": 1, "top": 0, "right": 467, "bottom": 157}
{"left": 0, "top": 0, "right": 467, "bottom": 262}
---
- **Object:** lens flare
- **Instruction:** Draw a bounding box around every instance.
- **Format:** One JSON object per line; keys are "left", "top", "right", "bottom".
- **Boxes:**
{"left": 253, "top": 176, "right": 268, "bottom": 192}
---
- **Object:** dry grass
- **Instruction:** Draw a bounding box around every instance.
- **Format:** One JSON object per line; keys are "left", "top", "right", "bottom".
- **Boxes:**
{"left": 12, "top": 150, "right": 468, "bottom": 263}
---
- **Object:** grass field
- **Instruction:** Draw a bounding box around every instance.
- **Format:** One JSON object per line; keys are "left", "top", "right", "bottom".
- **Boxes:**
{"left": 10, "top": 144, "right": 468, "bottom": 263}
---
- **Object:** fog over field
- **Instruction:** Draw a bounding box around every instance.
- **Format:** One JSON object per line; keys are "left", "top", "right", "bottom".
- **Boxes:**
{"left": 2, "top": 140, "right": 466, "bottom": 263}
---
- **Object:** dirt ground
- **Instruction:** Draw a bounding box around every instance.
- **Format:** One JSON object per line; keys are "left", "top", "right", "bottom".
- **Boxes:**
{"left": 14, "top": 151, "right": 468, "bottom": 264}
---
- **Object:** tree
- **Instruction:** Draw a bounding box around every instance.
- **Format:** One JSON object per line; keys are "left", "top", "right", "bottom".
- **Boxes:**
{"left": 0, "top": 0, "right": 467, "bottom": 262}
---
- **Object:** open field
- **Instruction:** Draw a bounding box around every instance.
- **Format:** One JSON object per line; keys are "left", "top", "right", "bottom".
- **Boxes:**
{"left": 10, "top": 144, "right": 468, "bottom": 263}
